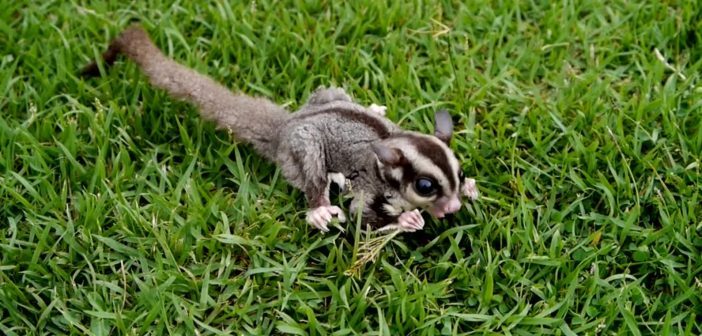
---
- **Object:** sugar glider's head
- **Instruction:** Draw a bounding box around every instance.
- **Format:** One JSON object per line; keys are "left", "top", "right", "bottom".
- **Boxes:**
{"left": 372, "top": 110, "right": 475, "bottom": 218}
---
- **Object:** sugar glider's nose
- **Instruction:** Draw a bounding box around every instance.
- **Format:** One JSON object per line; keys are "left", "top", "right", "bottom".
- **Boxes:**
{"left": 444, "top": 197, "right": 462, "bottom": 214}
{"left": 430, "top": 196, "right": 462, "bottom": 218}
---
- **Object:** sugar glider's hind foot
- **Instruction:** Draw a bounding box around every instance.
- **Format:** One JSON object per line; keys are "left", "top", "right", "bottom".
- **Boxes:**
{"left": 368, "top": 104, "right": 387, "bottom": 116}
{"left": 306, "top": 205, "right": 347, "bottom": 233}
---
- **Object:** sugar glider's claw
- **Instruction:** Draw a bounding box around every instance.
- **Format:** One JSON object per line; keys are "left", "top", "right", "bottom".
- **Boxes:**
{"left": 306, "top": 205, "right": 346, "bottom": 233}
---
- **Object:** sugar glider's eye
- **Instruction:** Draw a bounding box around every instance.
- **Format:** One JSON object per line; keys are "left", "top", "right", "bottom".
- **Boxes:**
{"left": 414, "top": 177, "right": 438, "bottom": 196}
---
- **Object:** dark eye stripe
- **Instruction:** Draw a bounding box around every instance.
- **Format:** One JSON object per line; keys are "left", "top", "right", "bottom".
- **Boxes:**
{"left": 397, "top": 134, "right": 457, "bottom": 191}
{"left": 400, "top": 164, "right": 444, "bottom": 199}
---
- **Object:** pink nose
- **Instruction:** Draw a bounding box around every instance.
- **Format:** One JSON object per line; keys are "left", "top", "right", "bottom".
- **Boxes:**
{"left": 444, "top": 197, "right": 462, "bottom": 214}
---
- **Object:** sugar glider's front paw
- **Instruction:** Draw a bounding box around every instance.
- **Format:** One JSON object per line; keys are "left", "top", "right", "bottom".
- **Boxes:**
{"left": 462, "top": 178, "right": 479, "bottom": 200}
{"left": 306, "top": 205, "right": 347, "bottom": 233}
{"left": 397, "top": 209, "right": 425, "bottom": 232}
{"left": 368, "top": 103, "right": 387, "bottom": 116}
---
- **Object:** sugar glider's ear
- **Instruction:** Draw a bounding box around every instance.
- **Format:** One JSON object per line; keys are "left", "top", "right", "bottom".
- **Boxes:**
{"left": 434, "top": 109, "right": 453, "bottom": 143}
{"left": 371, "top": 143, "right": 404, "bottom": 167}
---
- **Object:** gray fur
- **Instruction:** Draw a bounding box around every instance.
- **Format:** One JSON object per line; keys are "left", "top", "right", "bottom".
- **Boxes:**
{"left": 83, "top": 26, "right": 287, "bottom": 161}
{"left": 277, "top": 95, "right": 399, "bottom": 210}
{"left": 81, "top": 25, "right": 476, "bottom": 231}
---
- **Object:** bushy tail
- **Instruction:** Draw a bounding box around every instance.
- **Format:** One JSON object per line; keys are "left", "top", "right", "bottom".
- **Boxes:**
{"left": 81, "top": 24, "right": 288, "bottom": 160}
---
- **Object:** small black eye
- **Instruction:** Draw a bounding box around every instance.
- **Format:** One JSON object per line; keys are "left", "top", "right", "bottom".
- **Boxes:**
{"left": 414, "top": 177, "right": 437, "bottom": 196}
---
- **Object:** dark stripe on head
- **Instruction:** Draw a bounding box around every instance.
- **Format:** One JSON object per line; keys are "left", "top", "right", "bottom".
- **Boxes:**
{"left": 372, "top": 151, "right": 402, "bottom": 190}
{"left": 399, "top": 161, "right": 445, "bottom": 199}
{"left": 384, "top": 171, "right": 402, "bottom": 190}
{"left": 400, "top": 162, "right": 418, "bottom": 192}
{"left": 396, "top": 133, "right": 457, "bottom": 191}
{"left": 293, "top": 107, "right": 391, "bottom": 139}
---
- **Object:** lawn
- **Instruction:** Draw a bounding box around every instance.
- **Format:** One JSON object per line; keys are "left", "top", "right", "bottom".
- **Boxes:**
{"left": 1, "top": 0, "right": 701, "bottom": 334}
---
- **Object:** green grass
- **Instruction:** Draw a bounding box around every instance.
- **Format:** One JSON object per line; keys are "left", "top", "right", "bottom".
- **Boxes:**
{"left": 1, "top": 0, "right": 701, "bottom": 334}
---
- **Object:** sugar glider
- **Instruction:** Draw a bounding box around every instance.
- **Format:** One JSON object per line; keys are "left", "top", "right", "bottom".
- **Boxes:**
{"left": 81, "top": 25, "right": 479, "bottom": 233}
